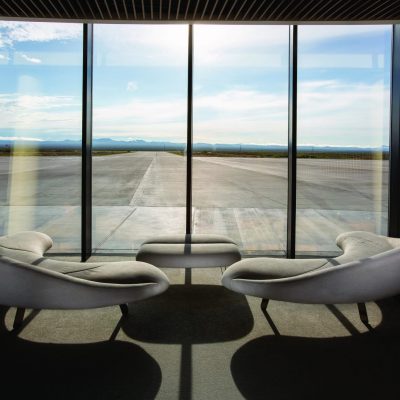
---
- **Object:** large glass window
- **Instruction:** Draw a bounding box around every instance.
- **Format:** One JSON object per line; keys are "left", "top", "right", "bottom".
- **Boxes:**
{"left": 297, "top": 26, "right": 391, "bottom": 255}
{"left": 93, "top": 25, "right": 187, "bottom": 253}
{"left": 193, "top": 26, "right": 289, "bottom": 255}
{"left": 0, "top": 22, "right": 83, "bottom": 252}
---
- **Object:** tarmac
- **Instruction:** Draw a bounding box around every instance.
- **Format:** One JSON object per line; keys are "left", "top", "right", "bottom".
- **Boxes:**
{"left": 0, "top": 152, "right": 388, "bottom": 255}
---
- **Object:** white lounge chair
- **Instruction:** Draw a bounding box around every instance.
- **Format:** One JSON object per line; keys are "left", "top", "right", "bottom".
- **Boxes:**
{"left": 0, "top": 231, "right": 169, "bottom": 328}
{"left": 222, "top": 231, "right": 400, "bottom": 323}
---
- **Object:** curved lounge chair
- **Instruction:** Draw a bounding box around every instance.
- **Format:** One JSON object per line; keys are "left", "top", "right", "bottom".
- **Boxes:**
{"left": 222, "top": 231, "right": 400, "bottom": 323}
{"left": 0, "top": 231, "right": 170, "bottom": 327}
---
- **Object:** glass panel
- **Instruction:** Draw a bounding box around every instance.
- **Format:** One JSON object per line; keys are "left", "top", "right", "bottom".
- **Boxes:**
{"left": 0, "top": 22, "right": 83, "bottom": 252}
{"left": 193, "top": 26, "right": 289, "bottom": 256}
{"left": 93, "top": 25, "right": 187, "bottom": 253}
{"left": 297, "top": 26, "right": 391, "bottom": 256}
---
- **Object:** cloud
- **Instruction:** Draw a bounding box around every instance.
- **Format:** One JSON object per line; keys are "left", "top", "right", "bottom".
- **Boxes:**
{"left": 0, "top": 53, "right": 8, "bottom": 60}
{"left": 20, "top": 53, "right": 42, "bottom": 64}
{"left": 298, "top": 80, "right": 390, "bottom": 146}
{"left": 126, "top": 81, "right": 138, "bottom": 92}
{"left": 0, "top": 22, "right": 81, "bottom": 48}
{"left": 0, "top": 94, "right": 81, "bottom": 139}
{"left": 0, "top": 136, "right": 43, "bottom": 141}
{"left": 0, "top": 80, "right": 389, "bottom": 147}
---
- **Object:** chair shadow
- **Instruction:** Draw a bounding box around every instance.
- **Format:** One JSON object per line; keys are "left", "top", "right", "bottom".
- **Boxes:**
{"left": 231, "top": 297, "right": 400, "bottom": 400}
{"left": 122, "top": 284, "right": 254, "bottom": 344}
{"left": 122, "top": 284, "right": 254, "bottom": 400}
{"left": 0, "top": 307, "right": 162, "bottom": 400}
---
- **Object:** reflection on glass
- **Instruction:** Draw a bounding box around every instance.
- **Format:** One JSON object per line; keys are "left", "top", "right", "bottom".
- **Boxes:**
{"left": 0, "top": 22, "right": 82, "bottom": 252}
{"left": 193, "top": 25, "right": 289, "bottom": 255}
{"left": 93, "top": 25, "right": 187, "bottom": 253}
{"left": 297, "top": 25, "right": 391, "bottom": 256}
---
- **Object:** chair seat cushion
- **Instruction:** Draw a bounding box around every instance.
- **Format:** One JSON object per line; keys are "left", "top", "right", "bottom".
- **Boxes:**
{"left": 136, "top": 234, "right": 241, "bottom": 268}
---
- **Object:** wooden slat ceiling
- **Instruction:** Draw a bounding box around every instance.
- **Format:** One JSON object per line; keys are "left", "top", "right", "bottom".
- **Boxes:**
{"left": 0, "top": 0, "right": 399, "bottom": 23}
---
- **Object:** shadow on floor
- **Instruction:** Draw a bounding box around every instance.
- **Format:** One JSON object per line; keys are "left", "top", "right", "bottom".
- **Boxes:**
{"left": 122, "top": 284, "right": 254, "bottom": 400}
{"left": 231, "top": 297, "right": 400, "bottom": 400}
{"left": 0, "top": 307, "right": 162, "bottom": 400}
{"left": 122, "top": 284, "right": 254, "bottom": 343}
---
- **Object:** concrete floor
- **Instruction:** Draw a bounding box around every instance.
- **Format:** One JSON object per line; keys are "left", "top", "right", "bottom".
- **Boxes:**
{"left": 0, "top": 152, "right": 388, "bottom": 254}
{"left": 2, "top": 263, "right": 400, "bottom": 400}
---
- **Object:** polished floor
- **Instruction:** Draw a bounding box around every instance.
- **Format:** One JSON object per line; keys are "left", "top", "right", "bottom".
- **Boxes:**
{"left": 2, "top": 264, "right": 400, "bottom": 400}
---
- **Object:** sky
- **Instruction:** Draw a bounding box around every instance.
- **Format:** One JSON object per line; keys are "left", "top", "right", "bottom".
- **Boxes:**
{"left": 0, "top": 22, "right": 392, "bottom": 147}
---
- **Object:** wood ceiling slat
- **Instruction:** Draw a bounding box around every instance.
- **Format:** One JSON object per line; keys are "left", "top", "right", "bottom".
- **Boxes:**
{"left": 10, "top": 0, "right": 29, "bottom": 17}
{"left": 275, "top": 0, "right": 297, "bottom": 21}
{"left": 250, "top": 0, "right": 267, "bottom": 21}
{"left": 314, "top": 0, "right": 346, "bottom": 20}
{"left": 258, "top": 0, "right": 280, "bottom": 21}
{"left": 94, "top": 0, "right": 105, "bottom": 19}
{"left": 112, "top": 0, "right": 121, "bottom": 19}
{"left": 332, "top": 0, "right": 369, "bottom": 21}
{"left": 192, "top": 0, "right": 199, "bottom": 19}
{"left": 241, "top": 0, "right": 258, "bottom": 20}
{"left": 376, "top": 3, "right": 400, "bottom": 19}
{"left": 38, "top": 0, "right": 54, "bottom": 17}
{"left": 150, "top": 0, "right": 153, "bottom": 20}
{"left": 234, "top": 0, "right": 248, "bottom": 21}
{"left": 200, "top": 0, "right": 210, "bottom": 19}
{"left": 208, "top": 0, "right": 219, "bottom": 19}
{"left": 56, "top": 0, "right": 71, "bottom": 18}
{"left": 122, "top": 0, "right": 129, "bottom": 19}
{"left": 217, "top": 0, "right": 229, "bottom": 21}
{"left": 350, "top": 0, "right": 391, "bottom": 20}
{"left": 225, "top": 0, "right": 238, "bottom": 20}
{"left": 168, "top": 0, "right": 172, "bottom": 19}
{"left": 0, "top": 3, "right": 12, "bottom": 16}
{"left": 86, "top": 0, "right": 97, "bottom": 18}
{"left": 76, "top": 0, "right": 87, "bottom": 18}
{"left": 103, "top": 0, "right": 113, "bottom": 18}
{"left": 310, "top": 0, "right": 341, "bottom": 20}
{"left": 184, "top": 0, "right": 191, "bottom": 19}
{"left": 320, "top": 0, "right": 354, "bottom": 20}
{"left": 67, "top": 0, "right": 80, "bottom": 18}
{"left": 269, "top": 0, "right": 289, "bottom": 20}
{"left": 286, "top": 0, "right": 310, "bottom": 20}
{"left": 21, "top": 0, "right": 40, "bottom": 18}
{"left": 301, "top": 0, "right": 329, "bottom": 20}
{"left": 48, "top": 0, "right": 62, "bottom": 18}
{"left": 141, "top": 0, "right": 145, "bottom": 19}
{"left": 132, "top": 0, "right": 137, "bottom": 19}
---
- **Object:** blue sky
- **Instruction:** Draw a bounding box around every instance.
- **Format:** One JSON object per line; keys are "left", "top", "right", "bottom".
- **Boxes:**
{"left": 0, "top": 22, "right": 392, "bottom": 147}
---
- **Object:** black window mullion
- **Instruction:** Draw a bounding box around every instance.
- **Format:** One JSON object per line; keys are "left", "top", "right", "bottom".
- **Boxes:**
{"left": 287, "top": 25, "right": 298, "bottom": 258}
{"left": 81, "top": 23, "right": 93, "bottom": 261}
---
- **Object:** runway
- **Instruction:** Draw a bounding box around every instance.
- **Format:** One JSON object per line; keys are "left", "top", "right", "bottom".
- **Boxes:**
{"left": 0, "top": 152, "right": 388, "bottom": 254}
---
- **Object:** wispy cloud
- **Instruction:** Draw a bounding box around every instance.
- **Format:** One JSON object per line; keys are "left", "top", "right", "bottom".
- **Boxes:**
{"left": 20, "top": 53, "right": 42, "bottom": 64}
{"left": 0, "top": 22, "right": 81, "bottom": 48}
{"left": 0, "top": 94, "right": 81, "bottom": 139}
{"left": 126, "top": 81, "right": 138, "bottom": 92}
{"left": 0, "top": 81, "right": 389, "bottom": 147}
{"left": 0, "top": 136, "right": 43, "bottom": 141}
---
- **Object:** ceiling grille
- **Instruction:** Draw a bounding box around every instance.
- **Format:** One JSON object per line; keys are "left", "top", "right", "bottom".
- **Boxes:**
{"left": 0, "top": 0, "right": 399, "bottom": 22}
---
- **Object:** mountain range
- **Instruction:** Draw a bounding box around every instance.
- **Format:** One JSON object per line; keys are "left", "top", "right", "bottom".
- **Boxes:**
{"left": 0, "top": 137, "right": 390, "bottom": 153}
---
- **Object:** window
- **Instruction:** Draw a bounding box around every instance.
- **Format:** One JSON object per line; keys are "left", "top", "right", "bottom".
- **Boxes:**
{"left": 0, "top": 22, "right": 83, "bottom": 252}
{"left": 193, "top": 25, "right": 289, "bottom": 255}
{"left": 297, "top": 26, "right": 391, "bottom": 255}
{"left": 93, "top": 25, "right": 188, "bottom": 253}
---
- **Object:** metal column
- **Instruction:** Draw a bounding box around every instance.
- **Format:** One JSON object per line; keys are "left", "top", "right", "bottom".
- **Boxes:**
{"left": 287, "top": 25, "right": 298, "bottom": 258}
{"left": 81, "top": 23, "right": 93, "bottom": 261}
{"left": 186, "top": 24, "right": 193, "bottom": 235}
{"left": 389, "top": 25, "right": 400, "bottom": 237}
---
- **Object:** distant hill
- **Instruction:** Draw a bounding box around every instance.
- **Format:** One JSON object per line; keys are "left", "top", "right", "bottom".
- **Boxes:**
{"left": 0, "top": 137, "right": 390, "bottom": 153}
